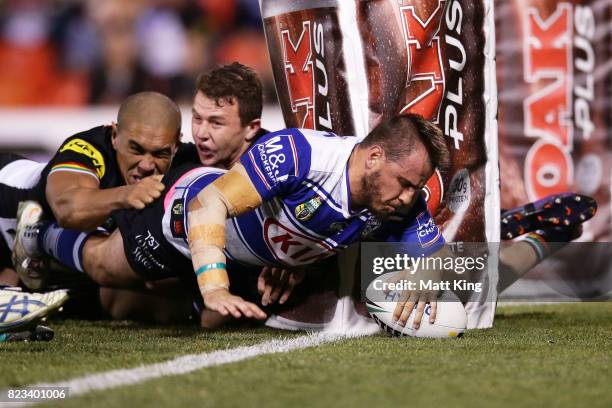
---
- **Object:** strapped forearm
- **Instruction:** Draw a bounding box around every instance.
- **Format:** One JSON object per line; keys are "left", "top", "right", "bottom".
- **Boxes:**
{"left": 187, "top": 164, "right": 262, "bottom": 294}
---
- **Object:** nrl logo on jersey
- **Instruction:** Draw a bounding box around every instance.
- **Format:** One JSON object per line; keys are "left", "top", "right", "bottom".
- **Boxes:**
{"left": 172, "top": 201, "right": 184, "bottom": 215}
{"left": 294, "top": 196, "right": 322, "bottom": 221}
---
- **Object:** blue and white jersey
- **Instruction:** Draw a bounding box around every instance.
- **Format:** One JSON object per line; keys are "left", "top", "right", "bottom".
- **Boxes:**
{"left": 162, "top": 128, "right": 444, "bottom": 268}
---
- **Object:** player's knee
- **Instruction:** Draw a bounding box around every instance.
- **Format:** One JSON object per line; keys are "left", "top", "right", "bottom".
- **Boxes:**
{"left": 85, "top": 253, "right": 121, "bottom": 287}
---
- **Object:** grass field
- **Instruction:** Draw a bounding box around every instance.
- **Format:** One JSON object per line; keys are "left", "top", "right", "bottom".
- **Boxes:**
{"left": 1, "top": 303, "right": 611, "bottom": 408}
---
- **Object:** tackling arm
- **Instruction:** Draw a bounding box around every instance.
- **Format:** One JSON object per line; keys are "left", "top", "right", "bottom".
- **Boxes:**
{"left": 46, "top": 172, "right": 163, "bottom": 230}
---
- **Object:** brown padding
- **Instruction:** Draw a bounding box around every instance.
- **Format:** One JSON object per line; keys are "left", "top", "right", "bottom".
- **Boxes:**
{"left": 188, "top": 224, "right": 225, "bottom": 248}
{"left": 209, "top": 167, "right": 262, "bottom": 216}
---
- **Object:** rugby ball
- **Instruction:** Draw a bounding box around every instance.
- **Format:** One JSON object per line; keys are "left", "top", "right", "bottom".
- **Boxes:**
{"left": 365, "top": 273, "right": 467, "bottom": 338}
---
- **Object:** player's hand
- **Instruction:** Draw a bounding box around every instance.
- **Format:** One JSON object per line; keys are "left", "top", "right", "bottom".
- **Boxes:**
{"left": 393, "top": 288, "right": 437, "bottom": 329}
{"left": 121, "top": 175, "right": 165, "bottom": 209}
{"left": 257, "top": 266, "right": 305, "bottom": 306}
{"left": 390, "top": 267, "right": 440, "bottom": 329}
{"left": 203, "top": 288, "right": 267, "bottom": 320}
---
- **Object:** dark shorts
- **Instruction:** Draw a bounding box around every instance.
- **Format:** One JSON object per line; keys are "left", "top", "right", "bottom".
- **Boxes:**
{"left": 112, "top": 200, "right": 193, "bottom": 282}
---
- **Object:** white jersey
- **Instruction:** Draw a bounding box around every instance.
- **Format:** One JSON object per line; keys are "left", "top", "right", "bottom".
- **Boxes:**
{"left": 161, "top": 128, "right": 444, "bottom": 268}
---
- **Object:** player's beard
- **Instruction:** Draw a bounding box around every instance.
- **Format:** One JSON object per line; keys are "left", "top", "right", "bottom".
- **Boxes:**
{"left": 361, "top": 169, "right": 388, "bottom": 218}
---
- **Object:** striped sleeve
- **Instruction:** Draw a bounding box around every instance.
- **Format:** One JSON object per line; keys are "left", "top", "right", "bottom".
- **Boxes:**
{"left": 48, "top": 137, "right": 107, "bottom": 183}
{"left": 239, "top": 129, "right": 311, "bottom": 201}
{"left": 49, "top": 162, "right": 100, "bottom": 182}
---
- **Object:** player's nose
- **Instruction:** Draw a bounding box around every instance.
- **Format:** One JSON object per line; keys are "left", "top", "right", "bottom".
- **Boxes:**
{"left": 195, "top": 122, "right": 211, "bottom": 141}
{"left": 138, "top": 155, "right": 156, "bottom": 175}
{"left": 398, "top": 189, "right": 415, "bottom": 207}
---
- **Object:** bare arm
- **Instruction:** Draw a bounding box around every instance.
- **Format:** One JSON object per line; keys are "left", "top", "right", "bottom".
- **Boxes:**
{"left": 46, "top": 171, "right": 164, "bottom": 230}
{"left": 187, "top": 163, "right": 266, "bottom": 319}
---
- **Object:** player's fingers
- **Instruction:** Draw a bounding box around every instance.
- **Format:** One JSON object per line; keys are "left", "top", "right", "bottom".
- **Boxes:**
{"left": 215, "top": 304, "right": 229, "bottom": 316}
{"left": 279, "top": 280, "right": 295, "bottom": 304}
{"left": 429, "top": 300, "right": 437, "bottom": 324}
{"left": 138, "top": 193, "right": 154, "bottom": 204}
{"left": 238, "top": 301, "right": 266, "bottom": 320}
{"left": 235, "top": 301, "right": 254, "bottom": 318}
{"left": 262, "top": 282, "right": 274, "bottom": 306}
{"left": 412, "top": 299, "right": 427, "bottom": 329}
{"left": 269, "top": 269, "right": 289, "bottom": 302}
{"left": 269, "top": 281, "right": 285, "bottom": 305}
{"left": 148, "top": 188, "right": 162, "bottom": 199}
{"left": 398, "top": 291, "right": 419, "bottom": 327}
{"left": 398, "top": 301, "right": 414, "bottom": 327}
{"left": 132, "top": 200, "right": 146, "bottom": 210}
{"left": 152, "top": 174, "right": 163, "bottom": 182}
{"left": 224, "top": 302, "right": 242, "bottom": 319}
{"left": 257, "top": 268, "right": 269, "bottom": 294}
{"left": 270, "top": 267, "right": 284, "bottom": 283}
{"left": 393, "top": 300, "right": 404, "bottom": 321}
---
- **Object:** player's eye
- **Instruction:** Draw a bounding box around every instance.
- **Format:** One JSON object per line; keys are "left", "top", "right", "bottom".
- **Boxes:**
{"left": 130, "top": 143, "right": 145, "bottom": 155}
{"left": 154, "top": 150, "right": 171, "bottom": 159}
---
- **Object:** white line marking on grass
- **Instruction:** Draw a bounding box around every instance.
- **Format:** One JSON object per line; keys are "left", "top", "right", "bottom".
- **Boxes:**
{"left": 0, "top": 331, "right": 370, "bottom": 406}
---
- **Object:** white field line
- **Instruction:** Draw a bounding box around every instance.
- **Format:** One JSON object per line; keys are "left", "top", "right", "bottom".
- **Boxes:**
{"left": 0, "top": 331, "right": 365, "bottom": 406}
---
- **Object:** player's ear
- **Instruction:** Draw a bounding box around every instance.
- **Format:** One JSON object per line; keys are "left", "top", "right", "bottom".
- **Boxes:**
{"left": 111, "top": 122, "right": 119, "bottom": 149}
{"left": 245, "top": 118, "right": 262, "bottom": 142}
{"left": 365, "top": 145, "right": 384, "bottom": 169}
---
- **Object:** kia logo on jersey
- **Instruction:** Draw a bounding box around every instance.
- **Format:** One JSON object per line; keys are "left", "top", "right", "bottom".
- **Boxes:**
{"left": 263, "top": 218, "right": 336, "bottom": 265}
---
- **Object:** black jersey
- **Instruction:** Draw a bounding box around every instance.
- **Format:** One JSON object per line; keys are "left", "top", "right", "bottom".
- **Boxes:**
{"left": 34, "top": 126, "right": 200, "bottom": 217}
{"left": 34, "top": 126, "right": 123, "bottom": 217}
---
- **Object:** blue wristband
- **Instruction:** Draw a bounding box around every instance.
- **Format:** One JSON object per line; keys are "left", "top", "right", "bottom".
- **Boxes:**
{"left": 195, "top": 262, "right": 226, "bottom": 276}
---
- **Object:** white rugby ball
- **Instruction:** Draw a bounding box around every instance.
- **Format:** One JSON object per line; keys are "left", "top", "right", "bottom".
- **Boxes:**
{"left": 365, "top": 274, "right": 467, "bottom": 338}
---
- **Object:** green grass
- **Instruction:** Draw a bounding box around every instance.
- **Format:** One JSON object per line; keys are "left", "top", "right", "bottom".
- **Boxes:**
{"left": 2, "top": 303, "right": 611, "bottom": 408}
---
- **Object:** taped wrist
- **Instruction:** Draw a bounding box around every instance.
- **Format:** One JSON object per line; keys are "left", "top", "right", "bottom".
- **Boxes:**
{"left": 195, "top": 263, "right": 230, "bottom": 293}
{"left": 188, "top": 209, "right": 229, "bottom": 289}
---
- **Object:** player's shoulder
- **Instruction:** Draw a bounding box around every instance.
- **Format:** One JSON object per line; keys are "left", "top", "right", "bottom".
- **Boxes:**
{"left": 49, "top": 125, "right": 115, "bottom": 179}
{"left": 250, "top": 128, "right": 356, "bottom": 157}
{"left": 57, "top": 125, "right": 113, "bottom": 159}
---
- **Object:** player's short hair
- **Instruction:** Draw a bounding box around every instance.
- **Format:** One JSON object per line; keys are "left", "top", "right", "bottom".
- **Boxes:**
{"left": 361, "top": 114, "right": 450, "bottom": 173}
{"left": 117, "top": 91, "right": 181, "bottom": 137}
{"left": 196, "top": 62, "right": 263, "bottom": 126}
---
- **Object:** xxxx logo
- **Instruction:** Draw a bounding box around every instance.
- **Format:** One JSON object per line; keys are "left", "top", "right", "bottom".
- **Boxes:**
{"left": 280, "top": 20, "right": 332, "bottom": 130}
{"left": 263, "top": 218, "right": 335, "bottom": 265}
{"left": 398, "top": 0, "right": 446, "bottom": 123}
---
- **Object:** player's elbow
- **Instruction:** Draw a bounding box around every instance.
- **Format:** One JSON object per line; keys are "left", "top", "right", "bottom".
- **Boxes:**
{"left": 187, "top": 185, "right": 229, "bottom": 219}
{"left": 50, "top": 198, "right": 94, "bottom": 230}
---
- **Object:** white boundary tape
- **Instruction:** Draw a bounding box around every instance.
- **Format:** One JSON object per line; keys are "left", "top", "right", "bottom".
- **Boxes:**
{"left": 0, "top": 331, "right": 367, "bottom": 406}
